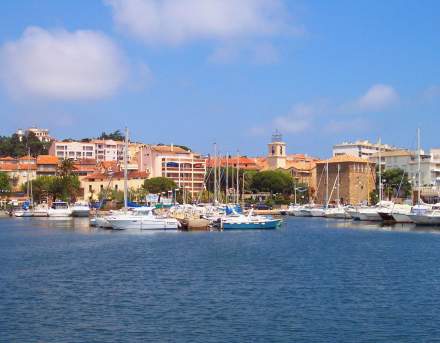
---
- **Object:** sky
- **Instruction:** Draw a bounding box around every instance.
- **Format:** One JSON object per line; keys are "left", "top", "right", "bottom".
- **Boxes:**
{"left": 0, "top": 0, "right": 439, "bottom": 158}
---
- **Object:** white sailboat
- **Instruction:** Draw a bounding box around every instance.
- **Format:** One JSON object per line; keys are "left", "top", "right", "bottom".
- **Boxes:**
{"left": 106, "top": 128, "right": 180, "bottom": 231}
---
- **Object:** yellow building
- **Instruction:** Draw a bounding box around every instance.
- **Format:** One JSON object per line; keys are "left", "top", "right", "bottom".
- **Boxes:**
{"left": 81, "top": 171, "right": 149, "bottom": 201}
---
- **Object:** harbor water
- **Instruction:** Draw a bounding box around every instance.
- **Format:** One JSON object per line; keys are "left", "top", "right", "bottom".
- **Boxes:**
{"left": 2, "top": 217, "right": 440, "bottom": 342}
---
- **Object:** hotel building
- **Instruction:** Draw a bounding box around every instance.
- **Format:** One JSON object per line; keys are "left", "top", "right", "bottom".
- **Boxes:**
{"left": 333, "top": 140, "right": 401, "bottom": 159}
{"left": 137, "top": 145, "right": 207, "bottom": 197}
{"left": 49, "top": 140, "right": 126, "bottom": 162}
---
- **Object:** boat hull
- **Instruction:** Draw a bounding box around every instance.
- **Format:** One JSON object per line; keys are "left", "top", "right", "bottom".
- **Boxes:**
{"left": 72, "top": 210, "right": 90, "bottom": 217}
{"left": 364, "top": 212, "right": 383, "bottom": 221}
{"left": 309, "top": 209, "right": 325, "bottom": 217}
{"left": 222, "top": 219, "right": 281, "bottom": 230}
{"left": 378, "top": 211, "right": 395, "bottom": 222}
{"left": 109, "top": 218, "right": 179, "bottom": 230}
{"left": 392, "top": 213, "right": 413, "bottom": 223}
{"left": 409, "top": 214, "right": 440, "bottom": 226}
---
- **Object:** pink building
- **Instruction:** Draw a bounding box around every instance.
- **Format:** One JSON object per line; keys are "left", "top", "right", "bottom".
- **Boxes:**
{"left": 137, "top": 145, "right": 206, "bottom": 197}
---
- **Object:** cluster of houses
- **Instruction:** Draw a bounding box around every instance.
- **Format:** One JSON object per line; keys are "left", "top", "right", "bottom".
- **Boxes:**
{"left": 2, "top": 127, "right": 439, "bottom": 205}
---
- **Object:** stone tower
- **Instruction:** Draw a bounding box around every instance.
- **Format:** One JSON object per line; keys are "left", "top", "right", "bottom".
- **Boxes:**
{"left": 267, "top": 131, "right": 286, "bottom": 169}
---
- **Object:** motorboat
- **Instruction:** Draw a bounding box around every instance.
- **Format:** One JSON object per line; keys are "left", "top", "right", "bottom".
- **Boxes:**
{"left": 107, "top": 207, "right": 180, "bottom": 230}
{"left": 325, "top": 206, "right": 351, "bottom": 219}
{"left": 409, "top": 210, "right": 440, "bottom": 226}
{"left": 48, "top": 201, "right": 72, "bottom": 217}
{"left": 221, "top": 209, "right": 281, "bottom": 230}
{"left": 357, "top": 201, "right": 394, "bottom": 222}
{"left": 309, "top": 207, "right": 326, "bottom": 217}
{"left": 32, "top": 203, "right": 49, "bottom": 217}
{"left": 285, "top": 204, "right": 301, "bottom": 216}
{"left": 14, "top": 208, "right": 33, "bottom": 217}
{"left": 71, "top": 201, "right": 91, "bottom": 217}
{"left": 408, "top": 204, "right": 440, "bottom": 226}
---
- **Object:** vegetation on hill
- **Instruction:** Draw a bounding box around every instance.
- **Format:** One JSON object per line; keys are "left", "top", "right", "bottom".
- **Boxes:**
{"left": 0, "top": 132, "right": 50, "bottom": 157}
{"left": 98, "top": 130, "right": 125, "bottom": 141}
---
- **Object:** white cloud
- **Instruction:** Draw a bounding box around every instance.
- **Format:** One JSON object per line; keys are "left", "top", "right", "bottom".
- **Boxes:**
{"left": 105, "top": 0, "right": 294, "bottom": 45}
{"left": 273, "top": 103, "right": 317, "bottom": 134}
{"left": 356, "top": 84, "right": 399, "bottom": 111}
{"left": 0, "top": 26, "right": 128, "bottom": 100}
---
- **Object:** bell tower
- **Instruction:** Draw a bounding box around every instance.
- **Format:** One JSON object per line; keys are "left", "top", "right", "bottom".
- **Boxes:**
{"left": 267, "top": 130, "right": 286, "bottom": 169}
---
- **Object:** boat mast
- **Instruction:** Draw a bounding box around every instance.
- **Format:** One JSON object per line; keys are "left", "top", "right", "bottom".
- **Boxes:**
{"left": 236, "top": 150, "right": 240, "bottom": 204}
{"left": 26, "top": 147, "right": 30, "bottom": 201}
{"left": 337, "top": 164, "right": 340, "bottom": 206}
{"left": 325, "top": 161, "right": 329, "bottom": 208}
{"left": 417, "top": 128, "right": 421, "bottom": 204}
{"left": 213, "top": 143, "right": 217, "bottom": 204}
{"left": 378, "top": 138, "right": 382, "bottom": 203}
{"left": 226, "top": 153, "right": 229, "bottom": 203}
{"left": 123, "top": 127, "right": 128, "bottom": 210}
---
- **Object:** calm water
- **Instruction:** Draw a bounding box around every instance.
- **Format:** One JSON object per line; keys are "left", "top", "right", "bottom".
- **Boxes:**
{"left": 1, "top": 217, "right": 440, "bottom": 342}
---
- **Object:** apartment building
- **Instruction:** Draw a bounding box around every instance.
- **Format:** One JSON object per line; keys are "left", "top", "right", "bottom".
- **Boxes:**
{"left": 369, "top": 149, "right": 440, "bottom": 187}
{"left": 333, "top": 140, "right": 400, "bottom": 159}
{"left": 137, "top": 145, "right": 206, "bottom": 197}
{"left": 49, "top": 141, "right": 95, "bottom": 160}
{"left": 49, "top": 139, "right": 127, "bottom": 162}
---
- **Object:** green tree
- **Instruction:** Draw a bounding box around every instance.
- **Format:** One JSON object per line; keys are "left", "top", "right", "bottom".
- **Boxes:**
{"left": 0, "top": 172, "right": 11, "bottom": 193}
{"left": 59, "top": 159, "right": 75, "bottom": 177}
{"left": 98, "top": 130, "right": 124, "bottom": 141}
{"left": 143, "top": 177, "right": 177, "bottom": 194}
{"left": 371, "top": 167, "right": 412, "bottom": 201}
{"left": 250, "top": 170, "right": 294, "bottom": 195}
{"left": 0, "top": 132, "right": 50, "bottom": 157}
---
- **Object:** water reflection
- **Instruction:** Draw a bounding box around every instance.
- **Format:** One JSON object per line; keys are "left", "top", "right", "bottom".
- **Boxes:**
{"left": 326, "top": 217, "right": 440, "bottom": 234}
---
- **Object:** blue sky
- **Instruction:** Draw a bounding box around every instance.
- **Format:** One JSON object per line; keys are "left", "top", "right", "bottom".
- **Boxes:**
{"left": 0, "top": 0, "right": 438, "bottom": 158}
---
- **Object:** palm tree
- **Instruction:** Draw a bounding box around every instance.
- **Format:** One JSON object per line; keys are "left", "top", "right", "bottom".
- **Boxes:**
{"left": 59, "top": 159, "right": 75, "bottom": 177}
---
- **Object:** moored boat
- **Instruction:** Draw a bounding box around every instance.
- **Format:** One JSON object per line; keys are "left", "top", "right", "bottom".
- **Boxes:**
{"left": 107, "top": 207, "right": 180, "bottom": 230}
{"left": 48, "top": 201, "right": 72, "bottom": 217}
{"left": 71, "top": 201, "right": 90, "bottom": 217}
{"left": 221, "top": 209, "right": 282, "bottom": 230}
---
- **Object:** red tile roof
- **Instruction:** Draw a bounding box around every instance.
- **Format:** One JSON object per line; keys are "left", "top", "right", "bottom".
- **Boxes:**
{"left": 37, "top": 155, "right": 59, "bottom": 165}
{"left": 84, "top": 171, "right": 149, "bottom": 181}
{"left": 317, "top": 155, "right": 373, "bottom": 164}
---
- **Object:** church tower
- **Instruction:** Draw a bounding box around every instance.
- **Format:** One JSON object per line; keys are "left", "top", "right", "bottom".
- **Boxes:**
{"left": 267, "top": 130, "right": 286, "bottom": 169}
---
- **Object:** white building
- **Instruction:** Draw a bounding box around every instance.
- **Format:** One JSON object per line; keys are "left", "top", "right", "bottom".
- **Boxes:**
{"left": 137, "top": 145, "right": 206, "bottom": 197}
{"left": 49, "top": 141, "right": 96, "bottom": 160}
{"left": 333, "top": 140, "right": 400, "bottom": 159}
{"left": 49, "top": 139, "right": 126, "bottom": 162}
{"left": 369, "top": 149, "right": 440, "bottom": 187}
{"left": 16, "top": 127, "right": 52, "bottom": 142}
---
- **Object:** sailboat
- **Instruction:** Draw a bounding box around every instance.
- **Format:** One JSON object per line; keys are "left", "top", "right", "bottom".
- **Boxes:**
{"left": 407, "top": 128, "right": 440, "bottom": 225}
{"left": 106, "top": 128, "right": 180, "bottom": 231}
{"left": 14, "top": 149, "right": 35, "bottom": 217}
{"left": 310, "top": 161, "right": 329, "bottom": 217}
{"left": 324, "top": 164, "right": 350, "bottom": 219}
